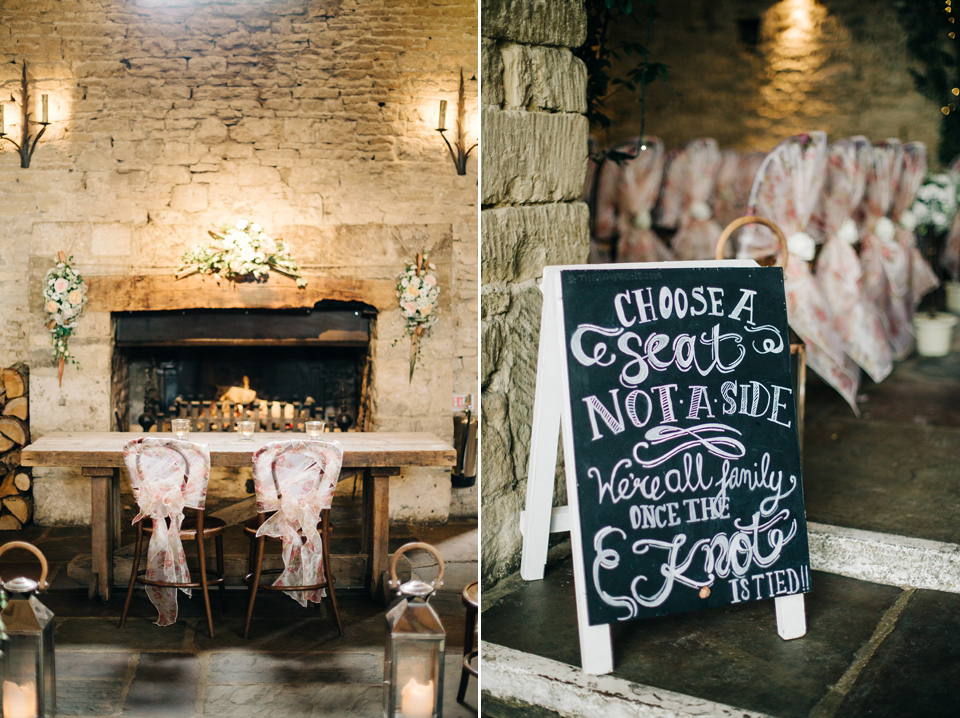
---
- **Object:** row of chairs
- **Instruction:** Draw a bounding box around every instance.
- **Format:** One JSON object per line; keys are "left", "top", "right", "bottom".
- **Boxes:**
{"left": 118, "top": 437, "right": 343, "bottom": 639}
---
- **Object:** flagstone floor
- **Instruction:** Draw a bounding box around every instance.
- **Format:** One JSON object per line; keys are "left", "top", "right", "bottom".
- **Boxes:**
{"left": 1, "top": 518, "right": 478, "bottom": 717}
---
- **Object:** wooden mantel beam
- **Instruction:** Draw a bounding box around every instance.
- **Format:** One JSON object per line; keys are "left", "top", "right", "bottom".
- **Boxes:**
{"left": 86, "top": 274, "right": 396, "bottom": 313}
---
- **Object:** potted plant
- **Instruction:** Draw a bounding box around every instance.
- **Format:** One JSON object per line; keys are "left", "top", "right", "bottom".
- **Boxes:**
{"left": 908, "top": 173, "right": 958, "bottom": 356}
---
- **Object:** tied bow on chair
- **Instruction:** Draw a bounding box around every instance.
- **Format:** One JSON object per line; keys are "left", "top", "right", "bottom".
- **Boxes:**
{"left": 256, "top": 451, "right": 339, "bottom": 606}
{"left": 132, "top": 458, "right": 192, "bottom": 626}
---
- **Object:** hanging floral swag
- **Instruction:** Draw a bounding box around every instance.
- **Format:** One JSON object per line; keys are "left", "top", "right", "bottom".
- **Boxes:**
{"left": 177, "top": 219, "right": 307, "bottom": 287}
{"left": 43, "top": 252, "right": 87, "bottom": 387}
{"left": 395, "top": 253, "right": 439, "bottom": 381}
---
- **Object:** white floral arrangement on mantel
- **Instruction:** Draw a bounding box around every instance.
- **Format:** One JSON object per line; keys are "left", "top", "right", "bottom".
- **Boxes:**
{"left": 177, "top": 219, "right": 307, "bottom": 287}
{"left": 396, "top": 253, "right": 439, "bottom": 381}
{"left": 43, "top": 252, "right": 87, "bottom": 386}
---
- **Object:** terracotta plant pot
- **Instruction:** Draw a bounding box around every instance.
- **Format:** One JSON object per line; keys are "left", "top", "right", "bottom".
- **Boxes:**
{"left": 913, "top": 312, "right": 958, "bottom": 357}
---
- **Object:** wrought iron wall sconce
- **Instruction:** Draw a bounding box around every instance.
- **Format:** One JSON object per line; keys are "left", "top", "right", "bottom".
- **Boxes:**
{"left": 0, "top": 61, "right": 51, "bottom": 168}
{"left": 437, "top": 70, "right": 477, "bottom": 175}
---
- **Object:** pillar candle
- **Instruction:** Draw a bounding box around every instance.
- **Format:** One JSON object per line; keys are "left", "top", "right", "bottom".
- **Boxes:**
{"left": 3, "top": 679, "right": 37, "bottom": 718}
{"left": 41, "top": 94, "right": 48, "bottom": 123}
{"left": 437, "top": 100, "right": 446, "bottom": 131}
{"left": 400, "top": 677, "right": 434, "bottom": 718}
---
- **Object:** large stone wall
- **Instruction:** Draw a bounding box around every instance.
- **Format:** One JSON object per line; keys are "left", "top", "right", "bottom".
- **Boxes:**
{"left": 481, "top": 0, "right": 591, "bottom": 589}
{"left": 0, "top": 0, "right": 478, "bottom": 524}
{"left": 598, "top": 0, "right": 941, "bottom": 161}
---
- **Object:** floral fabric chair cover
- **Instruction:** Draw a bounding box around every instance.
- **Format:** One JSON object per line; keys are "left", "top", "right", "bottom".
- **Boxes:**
{"left": 123, "top": 438, "right": 211, "bottom": 627}
{"left": 812, "top": 137, "right": 892, "bottom": 384}
{"left": 941, "top": 152, "right": 960, "bottom": 281}
{"left": 895, "top": 142, "right": 940, "bottom": 313}
{"left": 252, "top": 439, "right": 343, "bottom": 606}
{"left": 860, "top": 139, "right": 912, "bottom": 357}
{"left": 612, "top": 138, "right": 672, "bottom": 263}
{"left": 711, "top": 150, "right": 741, "bottom": 229}
{"left": 591, "top": 143, "right": 626, "bottom": 263}
{"left": 739, "top": 132, "right": 860, "bottom": 412}
{"left": 656, "top": 138, "right": 723, "bottom": 260}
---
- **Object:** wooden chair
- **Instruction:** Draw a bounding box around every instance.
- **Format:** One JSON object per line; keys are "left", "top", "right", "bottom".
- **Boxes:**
{"left": 119, "top": 438, "right": 226, "bottom": 637}
{"left": 457, "top": 580, "right": 479, "bottom": 704}
{"left": 242, "top": 439, "right": 344, "bottom": 639}
{"left": 716, "top": 215, "right": 806, "bottom": 450}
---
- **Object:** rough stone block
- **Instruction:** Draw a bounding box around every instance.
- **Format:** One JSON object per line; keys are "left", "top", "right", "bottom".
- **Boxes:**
{"left": 91, "top": 223, "right": 132, "bottom": 256}
{"left": 170, "top": 183, "right": 209, "bottom": 212}
{"left": 480, "top": 203, "right": 590, "bottom": 284}
{"left": 482, "top": 0, "right": 587, "bottom": 48}
{"left": 482, "top": 108, "right": 589, "bottom": 205}
{"left": 482, "top": 37, "right": 504, "bottom": 107}
{"left": 501, "top": 43, "right": 587, "bottom": 113}
{"left": 390, "top": 468, "right": 451, "bottom": 523}
{"left": 34, "top": 470, "right": 92, "bottom": 525}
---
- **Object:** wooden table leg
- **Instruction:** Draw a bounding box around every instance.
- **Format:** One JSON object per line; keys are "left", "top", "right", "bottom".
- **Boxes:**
{"left": 84, "top": 467, "right": 117, "bottom": 602}
{"left": 362, "top": 467, "right": 399, "bottom": 600}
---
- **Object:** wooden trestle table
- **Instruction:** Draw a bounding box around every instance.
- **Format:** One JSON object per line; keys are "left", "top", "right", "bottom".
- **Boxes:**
{"left": 20, "top": 431, "right": 457, "bottom": 601}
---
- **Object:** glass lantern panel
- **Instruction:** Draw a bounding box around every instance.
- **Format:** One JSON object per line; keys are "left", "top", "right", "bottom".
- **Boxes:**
{"left": 3, "top": 634, "right": 41, "bottom": 718}
{"left": 42, "top": 623, "right": 56, "bottom": 716}
{"left": 388, "top": 637, "right": 444, "bottom": 718}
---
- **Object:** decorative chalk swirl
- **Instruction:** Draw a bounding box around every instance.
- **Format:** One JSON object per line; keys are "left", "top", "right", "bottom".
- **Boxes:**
{"left": 744, "top": 324, "right": 786, "bottom": 354}
{"left": 632, "top": 423, "right": 746, "bottom": 468}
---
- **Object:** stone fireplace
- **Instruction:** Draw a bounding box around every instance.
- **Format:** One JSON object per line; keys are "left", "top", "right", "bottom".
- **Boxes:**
{"left": 113, "top": 304, "right": 373, "bottom": 433}
{"left": 28, "top": 222, "right": 464, "bottom": 525}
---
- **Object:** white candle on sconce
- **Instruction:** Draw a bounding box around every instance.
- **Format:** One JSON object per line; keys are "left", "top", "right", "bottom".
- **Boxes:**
{"left": 400, "top": 677, "right": 434, "bottom": 718}
{"left": 0, "top": 104, "right": 4, "bottom": 134}
{"left": 437, "top": 100, "right": 447, "bottom": 131}
{"left": 3, "top": 679, "right": 38, "bottom": 718}
{"left": 41, "top": 94, "right": 48, "bottom": 124}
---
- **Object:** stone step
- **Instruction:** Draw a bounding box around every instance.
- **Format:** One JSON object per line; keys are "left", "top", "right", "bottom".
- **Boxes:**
{"left": 481, "top": 556, "right": 960, "bottom": 718}
{"left": 808, "top": 521, "right": 960, "bottom": 594}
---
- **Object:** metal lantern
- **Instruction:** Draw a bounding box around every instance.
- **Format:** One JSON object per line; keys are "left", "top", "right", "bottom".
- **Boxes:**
{"left": 0, "top": 541, "right": 56, "bottom": 718}
{"left": 384, "top": 542, "right": 446, "bottom": 718}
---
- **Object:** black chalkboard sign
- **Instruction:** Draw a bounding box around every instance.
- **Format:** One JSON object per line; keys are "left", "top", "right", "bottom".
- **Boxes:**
{"left": 560, "top": 265, "right": 811, "bottom": 627}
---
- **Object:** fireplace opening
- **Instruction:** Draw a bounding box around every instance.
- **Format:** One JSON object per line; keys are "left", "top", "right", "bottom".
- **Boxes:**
{"left": 111, "top": 304, "right": 375, "bottom": 434}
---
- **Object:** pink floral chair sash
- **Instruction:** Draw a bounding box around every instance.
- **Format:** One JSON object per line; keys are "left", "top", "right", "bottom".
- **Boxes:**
{"left": 610, "top": 138, "right": 673, "bottom": 263}
{"left": 861, "top": 139, "right": 911, "bottom": 356}
{"left": 123, "top": 438, "right": 211, "bottom": 627}
{"left": 942, "top": 153, "right": 960, "bottom": 281}
{"left": 658, "top": 138, "right": 723, "bottom": 260}
{"left": 252, "top": 439, "right": 343, "bottom": 606}
{"left": 740, "top": 132, "right": 860, "bottom": 412}
{"left": 813, "top": 137, "right": 892, "bottom": 383}
{"left": 896, "top": 142, "right": 940, "bottom": 315}
{"left": 592, "top": 144, "right": 626, "bottom": 259}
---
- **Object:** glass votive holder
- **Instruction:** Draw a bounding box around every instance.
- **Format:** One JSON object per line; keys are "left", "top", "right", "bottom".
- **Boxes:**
{"left": 237, "top": 420, "right": 256, "bottom": 441}
{"left": 171, "top": 418, "right": 190, "bottom": 440}
{"left": 305, "top": 420, "right": 326, "bottom": 438}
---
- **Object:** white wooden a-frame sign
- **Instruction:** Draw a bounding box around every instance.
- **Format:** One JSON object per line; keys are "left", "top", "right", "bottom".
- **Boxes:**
{"left": 519, "top": 261, "right": 807, "bottom": 675}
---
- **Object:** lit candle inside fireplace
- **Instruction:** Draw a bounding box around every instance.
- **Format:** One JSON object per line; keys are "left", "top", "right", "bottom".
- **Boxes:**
{"left": 41, "top": 94, "right": 48, "bottom": 123}
{"left": 437, "top": 100, "right": 447, "bottom": 131}
{"left": 3, "top": 679, "right": 37, "bottom": 718}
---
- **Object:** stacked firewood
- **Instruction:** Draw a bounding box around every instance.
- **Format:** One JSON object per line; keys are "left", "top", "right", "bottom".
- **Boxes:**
{"left": 0, "top": 364, "right": 31, "bottom": 530}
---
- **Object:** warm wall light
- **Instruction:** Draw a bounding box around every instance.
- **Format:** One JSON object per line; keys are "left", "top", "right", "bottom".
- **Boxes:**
{"left": 437, "top": 69, "right": 476, "bottom": 175}
{"left": 0, "top": 61, "right": 51, "bottom": 168}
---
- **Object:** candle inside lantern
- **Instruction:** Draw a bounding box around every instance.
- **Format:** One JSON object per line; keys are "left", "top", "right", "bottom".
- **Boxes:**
{"left": 400, "top": 677, "right": 434, "bottom": 718}
{"left": 437, "top": 100, "right": 447, "bottom": 131}
{"left": 41, "top": 94, "right": 48, "bottom": 124}
{"left": 3, "top": 679, "right": 37, "bottom": 718}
